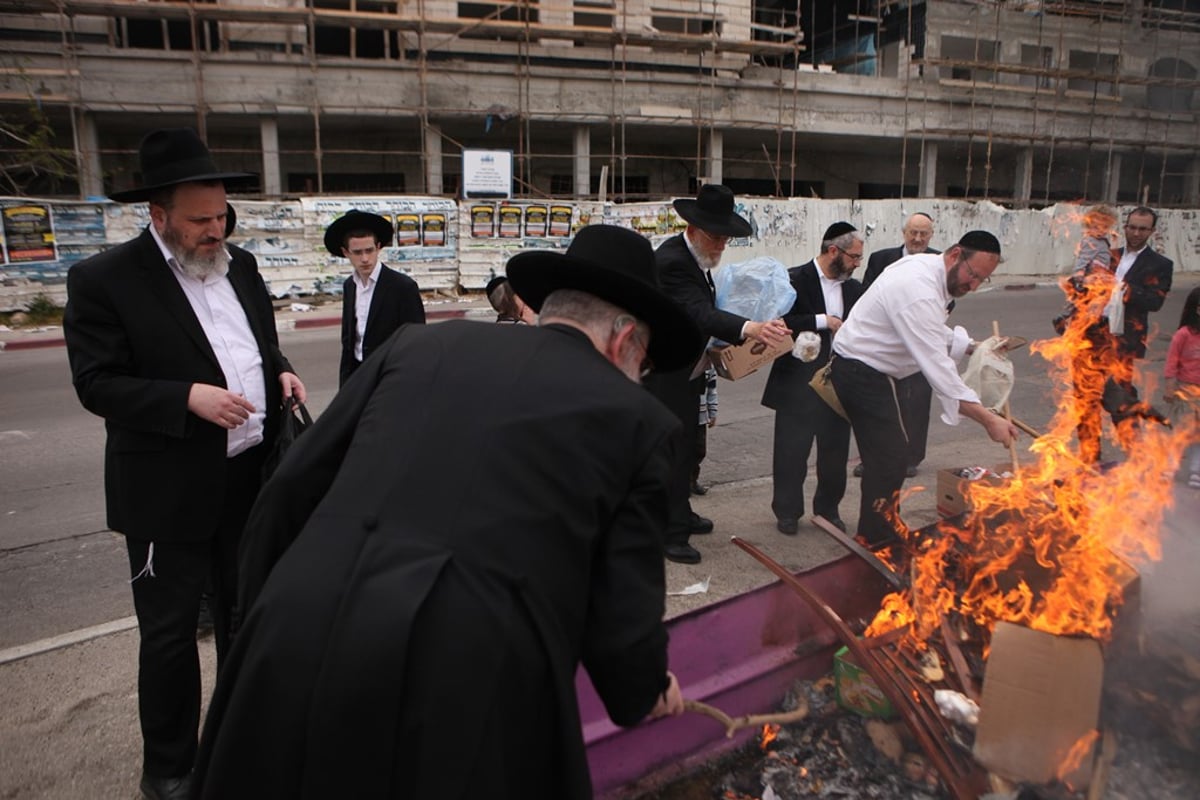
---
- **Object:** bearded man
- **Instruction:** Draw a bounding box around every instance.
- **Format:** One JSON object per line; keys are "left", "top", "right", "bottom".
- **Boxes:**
{"left": 63, "top": 128, "right": 305, "bottom": 800}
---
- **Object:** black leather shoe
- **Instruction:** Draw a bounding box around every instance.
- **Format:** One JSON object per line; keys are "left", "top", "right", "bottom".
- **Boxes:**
{"left": 822, "top": 517, "right": 847, "bottom": 533}
{"left": 905, "top": 465, "right": 919, "bottom": 478}
{"left": 664, "top": 543, "right": 702, "bottom": 564}
{"left": 690, "top": 481, "right": 708, "bottom": 496}
{"left": 852, "top": 463, "right": 864, "bottom": 477}
{"left": 688, "top": 512, "right": 714, "bottom": 534}
{"left": 776, "top": 518, "right": 799, "bottom": 536}
{"left": 140, "top": 773, "right": 193, "bottom": 800}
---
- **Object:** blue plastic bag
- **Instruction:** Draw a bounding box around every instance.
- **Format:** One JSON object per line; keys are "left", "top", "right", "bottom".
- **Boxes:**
{"left": 711, "top": 257, "right": 795, "bottom": 345}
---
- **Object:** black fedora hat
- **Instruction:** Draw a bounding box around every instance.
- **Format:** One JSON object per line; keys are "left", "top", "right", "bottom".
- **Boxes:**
{"left": 672, "top": 184, "right": 752, "bottom": 238}
{"left": 507, "top": 225, "right": 702, "bottom": 373}
{"left": 108, "top": 128, "right": 255, "bottom": 203}
{"left": 324, "top": 210, "right": 395, "bottom": 257}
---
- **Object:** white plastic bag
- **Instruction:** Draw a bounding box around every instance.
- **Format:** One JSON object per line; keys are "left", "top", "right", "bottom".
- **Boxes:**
{"left": 1105, "top": 281, "right": 1126, "bottom": 335}
{"left": 961, "top": 336, "right": 1014, "bottom": 412}
{"left": 711, "top": 257, "right": 796, "bottom": 345}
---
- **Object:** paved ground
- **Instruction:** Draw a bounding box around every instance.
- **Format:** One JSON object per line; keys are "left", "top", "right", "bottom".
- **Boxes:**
{"left": 1, "top": 274, "right": 1198, "bottom": 799}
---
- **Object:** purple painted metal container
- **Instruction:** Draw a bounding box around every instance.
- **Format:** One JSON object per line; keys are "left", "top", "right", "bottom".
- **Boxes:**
{"left": 576, "top": 554, "right": 892, "bottom": 797}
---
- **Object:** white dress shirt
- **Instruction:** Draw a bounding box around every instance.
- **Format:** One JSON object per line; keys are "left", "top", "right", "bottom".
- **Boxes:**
{"left": 833, "top": 252, "right": 978, "bottom": 425}
{"left": 353, "top": 262, "right": 382, "bottom": 362}
{"left": 1114, "top": 244, "right": 1146, "bottom": 283}
{"left": 814, "top": 260, "right": 846, "bottom": 330}
{"left": 152, "top": 226, "right": 267, "bottom": 457}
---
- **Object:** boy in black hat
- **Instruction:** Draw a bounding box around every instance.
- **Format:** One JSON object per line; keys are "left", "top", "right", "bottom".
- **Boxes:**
{"left": 829, "top": 230, "right": 1018, "bottom": 549}
{"left": 63, "top": 127, "right": 306, "bottom": 800}
{"left": 485, "top": 274, "right": 536, "bottom": 324}
{"left": 325, "top": 210, "right": 426, "bottom": 387}
{"left": 194, "top": 225, "right": 693, "bottom": 799}
{"left": 646, "top": 184, "right": 791, "bottom": 564}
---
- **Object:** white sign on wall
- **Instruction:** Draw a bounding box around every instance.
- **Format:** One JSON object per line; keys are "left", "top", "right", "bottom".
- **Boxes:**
{"left": 462, "top": 149, "right": 513, "bottom": 199}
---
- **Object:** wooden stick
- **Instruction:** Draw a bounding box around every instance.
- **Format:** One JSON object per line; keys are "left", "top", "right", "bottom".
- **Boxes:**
{"left": 683, "top": 698, "right": 810, "bottom": 739}
{"left": 1009, "top": 416, "right": 1042, "bottom": 439}
{"left": 993, "top": 320, "right": 1020, "bottom": 474}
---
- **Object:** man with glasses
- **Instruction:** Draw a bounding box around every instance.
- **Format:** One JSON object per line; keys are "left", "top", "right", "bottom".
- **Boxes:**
{"left": 860, "top": 212, "right": 942, "bottom": 478}
{"left": 762, "top": 222, "right": 865, "bottom": 537}
{"left": 830, "top": 231, "right": 1018, "bottom": 549}
{"left": 645, "top": 184, "right": 791, "bottom": 564}
{"left": 1076, "top": 206, "right": 1174, "bottom": 462}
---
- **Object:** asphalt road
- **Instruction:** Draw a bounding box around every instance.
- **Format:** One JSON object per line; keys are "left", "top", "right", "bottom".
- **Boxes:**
{"left": 2, "top": 276, "right": 1197, "bottom": 651}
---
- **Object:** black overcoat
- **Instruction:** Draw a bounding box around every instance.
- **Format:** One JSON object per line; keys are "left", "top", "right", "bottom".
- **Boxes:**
{"left": 63, "top": 228, "right": 291, "bottom": 542}
{"left": 339, "top": 264, "right": 426, "bottom": 386}
{"left": 195, "top": 320, "right": 678, "bottom": 800}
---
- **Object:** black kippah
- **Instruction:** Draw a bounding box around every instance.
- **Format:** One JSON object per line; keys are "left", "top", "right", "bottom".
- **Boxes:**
{"left": 957, "top": 230, "right": 1001, "bottom": 254}
{"left": 822, "top": 221, "right": 856, "bottom": 241}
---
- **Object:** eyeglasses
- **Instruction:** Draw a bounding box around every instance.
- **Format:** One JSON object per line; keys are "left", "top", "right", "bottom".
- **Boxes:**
{"left": 959, "top": 258, "right": 991, "bottom": 285}
{"left": 836, "top": 247, "right": 864, "bottom": 262}
{"left": 696, "top": 228, "right": 730, "bottom": 244}
{"left": 630, "top": 332, "right": 654, "bottom": 378}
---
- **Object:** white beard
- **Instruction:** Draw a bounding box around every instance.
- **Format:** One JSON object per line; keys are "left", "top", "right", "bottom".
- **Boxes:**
{"left": 176, "top": 247, "right": 230, "bottom": 280}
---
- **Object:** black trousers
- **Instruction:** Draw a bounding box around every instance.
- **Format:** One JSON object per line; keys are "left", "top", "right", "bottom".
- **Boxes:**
{"left": 830, "top": 358, "right": 910, "bottom": 545}
{"left": 644, "top": 367, "right": 703, "bottom": 546}
{"left": 125, "top": 445, "right": 264, "bottom": 778}
{"left": 898, "top": 371, "right": 933, "bottom": 467}
{"left": 770, "top": 399, "right": 850, "bottom": 523}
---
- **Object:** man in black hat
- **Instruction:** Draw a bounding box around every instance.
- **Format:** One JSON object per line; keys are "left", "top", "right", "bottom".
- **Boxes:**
{"left": 647, "top": 184, "right": 791, "bottom": 564}
{"left": 193, "top": 224, "right": 691, "bottom": 800}
{"left": 860, "top": 211, "right": 941, "bottom": 478}
{"left": 485, "top": 274, "right": 536, "bottom": 324}
{"left": 326, "top": 210, "right": 426, "bottom": 387}
{"left": 62, "top": 127, "right": 306, "bottom": 800}
{"left": 761, "top": 222, "right": 865, "bottom": 536}
{"left": 830, "top": 230, "right": 1017, "bottom": 548}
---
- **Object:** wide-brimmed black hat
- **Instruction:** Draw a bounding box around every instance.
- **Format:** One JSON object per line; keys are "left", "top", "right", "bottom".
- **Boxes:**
{"left": 108, "top": 128, "right": 255, "bottom": 203}
{"left": 507, "top": 225, "right": 702, "bottom": 372}
{"left": 672, "top": 184, "right": 752, "bottom": 238}
{"left": 324, "top": 210, "right": 395, "bottom": 257}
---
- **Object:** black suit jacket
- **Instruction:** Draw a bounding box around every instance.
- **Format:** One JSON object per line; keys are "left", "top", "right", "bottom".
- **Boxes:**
{"left": 198, "top": 321, "right": 677, "bottom": 800}
{"left": 863, "top": 244, "right": 940, "bottom": 290}
{"left": 63, "top": 228, "right": 293, "bottom": 543}
{"left": 761, "top": 260, "right": 863, "bottom": 410}
{"left": 656, "top": 234, "right": 746, "bottom": 346}
{"left": 1112, "top": 246, "right": 1174, "bottom": 359}
{"left": 339, "top": 264, "right": 425, "bottom": 386}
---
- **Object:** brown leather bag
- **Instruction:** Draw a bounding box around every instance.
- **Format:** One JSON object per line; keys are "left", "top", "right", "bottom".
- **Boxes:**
{"left": 808, "top": 359, "right": 849, "bottom": 421}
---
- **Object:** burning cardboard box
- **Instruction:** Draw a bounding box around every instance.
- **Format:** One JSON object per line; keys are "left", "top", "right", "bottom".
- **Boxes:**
{"left": 936, "top": 463, "right": 1015, "bottom": 518}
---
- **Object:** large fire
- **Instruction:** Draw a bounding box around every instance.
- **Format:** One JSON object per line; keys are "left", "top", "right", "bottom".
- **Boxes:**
{"left": 866, "top": 253, "right": 1192, "bottom": 647}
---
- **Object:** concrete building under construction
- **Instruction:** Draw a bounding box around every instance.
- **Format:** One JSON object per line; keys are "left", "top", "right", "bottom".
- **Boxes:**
{"left": 2, "top": 0, "right": 1198, "bottom": 207}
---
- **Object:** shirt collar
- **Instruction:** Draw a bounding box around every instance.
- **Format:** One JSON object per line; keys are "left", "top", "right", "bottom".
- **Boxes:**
{"left": 356, "top": 261, "right": 383, "bottom": 289}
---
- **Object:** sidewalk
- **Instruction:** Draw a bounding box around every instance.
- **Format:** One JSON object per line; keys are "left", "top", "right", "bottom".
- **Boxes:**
{"left": 0, "top": 294, "right": 497, "bottom": 352}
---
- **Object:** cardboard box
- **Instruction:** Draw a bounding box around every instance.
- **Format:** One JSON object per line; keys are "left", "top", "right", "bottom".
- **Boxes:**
{"left": 833, "top": 645, "right": 895, "bottom": 718}
{"left": 935, "top": 463, "right": 1015, "bottom": 518}
{"left": 973, "top": 622, "right": 1103, "bottom": 791}
{"left": 708, "top": 338, "right": 791, "bottom": 381}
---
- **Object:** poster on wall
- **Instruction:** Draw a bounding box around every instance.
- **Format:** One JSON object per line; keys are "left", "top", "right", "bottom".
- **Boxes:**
{"left": 421, "top": 213, "right": 446, "bottom": 246}
{"left": 471, "top": 205, "right": 495, "bottom": 237}
{"left": 396, "top": 213, "right": 420, "bottom": 246}
{"left": 524, "top": 205, "right": 548, "bottom": 238}
{"left": 548, "top": 205, "right": 573, "bottom": 237}
{"left": 462, "top": 149, "right": 513, "bottom": 199}
{"left": 2, "top": 203, "right": 57, "bottom": 264}
{"left": 498, "top": 205, "right": 522, "bottom": 238}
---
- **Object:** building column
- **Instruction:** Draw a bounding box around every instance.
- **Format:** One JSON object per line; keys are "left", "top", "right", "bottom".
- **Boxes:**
{"left": 704, "top": 129, "right": 723, "bottom": 186}
{"left": 919, "top": 141, "right": 938, "bottom": 198}
{"left": 74, "top": 110, "right": 104, "bottom": 199}
{"left": 1103, "top": 152, "right": 1121, "bottom": 204}
{"left": 573, "top": 125, "right": 590, "bottom": 198}
{"left": 259, "top": 117, "right": 281, "bottom": 197}
{"left": 424, "top": 122, "right": 443, "bottom": 196}
{"left": 1185, "top": 157, "right": 1200, "bottom": 205}
{"left": 1014, "top": 147, "right": 1034, "bottom": 209}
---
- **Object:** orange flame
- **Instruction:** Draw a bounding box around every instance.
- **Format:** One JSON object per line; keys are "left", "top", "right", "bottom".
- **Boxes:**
{"left": 1055, "top": 728, "right": 1101, "bottom": 787}
{"left": 759, "top": 723, "right": 779, "bottom": 751}
{"left": 866, "top": 271, "right": 1192, "bottom": 648}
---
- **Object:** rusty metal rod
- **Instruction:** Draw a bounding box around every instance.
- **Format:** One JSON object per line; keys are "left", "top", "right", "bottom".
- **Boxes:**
{"left": 730, "top": 537, "right": 980, "bottom": 800}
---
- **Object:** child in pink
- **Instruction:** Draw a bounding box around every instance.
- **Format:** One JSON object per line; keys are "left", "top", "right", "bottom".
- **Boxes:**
{"left": 1165, "top": 286, "right": 1200, "bottom": 488}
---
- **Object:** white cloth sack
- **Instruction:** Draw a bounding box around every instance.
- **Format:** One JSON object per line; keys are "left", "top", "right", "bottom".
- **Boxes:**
{"left": 961, "top": 336, "right": 1014, "bottom": 413}
{"left": 1105, "top": 281, "right": 1126, "bottom": 335}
